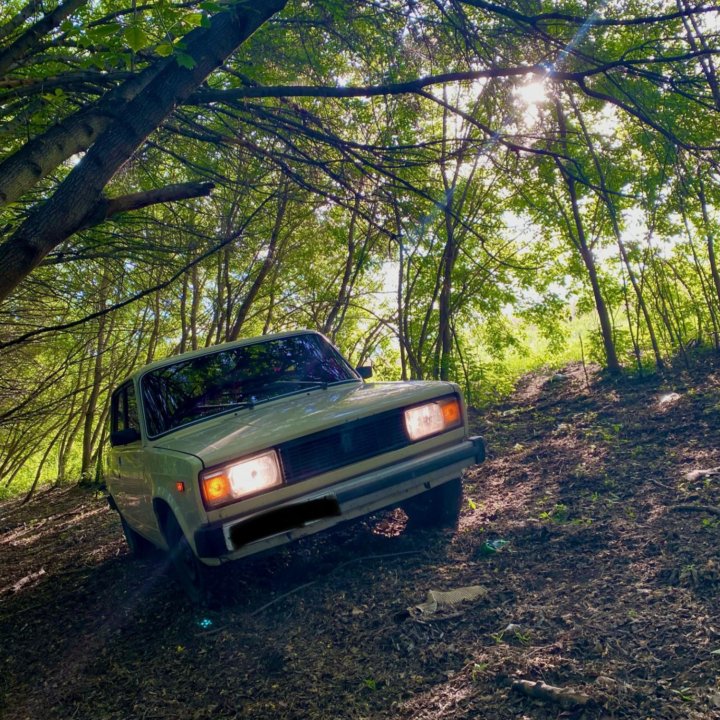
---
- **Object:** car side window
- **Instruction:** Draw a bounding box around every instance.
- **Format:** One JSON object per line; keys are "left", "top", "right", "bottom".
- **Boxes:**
{"left": 111, "top": 388, "right": 126, "bottom": 433}
{"left": 126, "top": 384, "right": 139, "bottom": 432}
{"left": 111, "top": 383, "right": 139, "bottom": 434}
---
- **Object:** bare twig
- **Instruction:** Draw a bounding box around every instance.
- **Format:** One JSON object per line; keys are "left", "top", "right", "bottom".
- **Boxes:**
{"left": 250, "top": 580, "right": 317, "bottom": 617}
{"left": 669, "top": 504, "right": 720, "bottom": 516}
{"left": 649, "top": 478, "right": 676, "bottom": 491}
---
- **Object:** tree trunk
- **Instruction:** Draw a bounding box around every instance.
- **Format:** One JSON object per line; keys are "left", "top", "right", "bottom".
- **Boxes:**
{"left": 562, "top": 170, "right": 621, "bottom": 374}
{"left": 555, "top": 100, "right": 621, "bottom": 374}
{"left": 698, "top": 177, "right": 720, "bottom": 312}
{"left": 571, "top": 97, "right": 663, "bottom": 369}
{"left": 81, "top": 272, "right": 112, "bottom": 476}
{"left": 0, "top": 0, "right": 288, "bottom": 302}
{"left": 227, "top": 186, "right": 289, "bottom": 341}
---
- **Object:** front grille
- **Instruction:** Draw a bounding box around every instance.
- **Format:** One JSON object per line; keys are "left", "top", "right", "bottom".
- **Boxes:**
{"left": 278, "top": 409, "right": 410, "bottom": 483}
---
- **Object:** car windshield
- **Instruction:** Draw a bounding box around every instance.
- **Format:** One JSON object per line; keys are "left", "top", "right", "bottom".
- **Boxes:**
{"left": 141, "top": 334, "right": 359, "bottom": 437}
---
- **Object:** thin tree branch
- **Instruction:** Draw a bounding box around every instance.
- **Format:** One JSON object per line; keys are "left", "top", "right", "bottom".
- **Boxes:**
{"left": 78, "top": 181, "right": 215, "bottom": 231}
{"left": 0, "top": 194, "right": 274, "bottom": 350}
{"left": 458, "top": 0, "right": 720, "bottom": 29}
{"left": 0, "top": 0, "right": 89, "bottom": 76}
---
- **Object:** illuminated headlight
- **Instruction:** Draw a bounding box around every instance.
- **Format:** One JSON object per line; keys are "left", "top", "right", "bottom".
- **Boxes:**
{"left": 404, "top": 397, "right": 462, "bottom": 441}
{"left": 200, "top": 450, "right": 282, "bottom": 508}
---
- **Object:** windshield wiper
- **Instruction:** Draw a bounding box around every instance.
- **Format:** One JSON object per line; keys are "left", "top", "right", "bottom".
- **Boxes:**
{"left": 195, "top": 399, "right": 256, "bottom": 411}
{"left": 266, "top": 379, "right": 329, "bottom": 390}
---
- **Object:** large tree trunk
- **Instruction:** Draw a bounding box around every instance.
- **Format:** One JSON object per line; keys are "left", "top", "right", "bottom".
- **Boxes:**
{"left": 0, "top": 0, "right": 288, "bottom": 302}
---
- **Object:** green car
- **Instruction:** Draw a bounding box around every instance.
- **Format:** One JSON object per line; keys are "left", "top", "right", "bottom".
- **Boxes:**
{"left": 106, "top": 330, "right": 484, "bottom": 601}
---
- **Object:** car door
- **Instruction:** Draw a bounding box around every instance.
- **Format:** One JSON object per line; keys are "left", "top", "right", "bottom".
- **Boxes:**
{"left": 109, "top": 382, "right": 155, "bottom": 537}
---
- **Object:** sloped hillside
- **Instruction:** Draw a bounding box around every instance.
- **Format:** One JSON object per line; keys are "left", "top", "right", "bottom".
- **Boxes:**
{"left": 1, "top": 355, "right": 719, "bottom": 719}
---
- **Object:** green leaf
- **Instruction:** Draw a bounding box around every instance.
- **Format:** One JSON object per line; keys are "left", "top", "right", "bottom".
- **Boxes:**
{"left": 124, "top": 24, "right": 148, "bottom": 52}
{"left": 175, "top": 52, "right": 196, "bottom": 70}
{"left": 86, "top": 23, "right": 122, "bottom": 42}
{"left": 156, "top": 43, "right": 174, "bottom": 57}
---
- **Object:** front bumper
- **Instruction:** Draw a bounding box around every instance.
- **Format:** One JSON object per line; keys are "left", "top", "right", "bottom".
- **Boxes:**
{"left": 194, "top": 435, "right": 484, "bottom": 560}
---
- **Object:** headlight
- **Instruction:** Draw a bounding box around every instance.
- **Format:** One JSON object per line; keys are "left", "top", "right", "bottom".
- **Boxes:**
{"left": 200, "top": 450, "right": 282, "bottom": 508}
{"left": 404, "top": 397, "right": 462, "bottom": 441}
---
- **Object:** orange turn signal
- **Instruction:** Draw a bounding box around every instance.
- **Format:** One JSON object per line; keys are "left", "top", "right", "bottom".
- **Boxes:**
{"left": 175, "top": 481, "right": 185, "bottom": 493}
{"left": 441, "top": 398, "right": 461, "bottom": 425}
{"left": 201, "top": 473, "right": 231, "bottom": 504}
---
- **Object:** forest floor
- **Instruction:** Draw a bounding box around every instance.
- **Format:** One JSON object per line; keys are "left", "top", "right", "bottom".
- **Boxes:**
{"left": 1, "top": 355, "right": 720, "bottom": 720}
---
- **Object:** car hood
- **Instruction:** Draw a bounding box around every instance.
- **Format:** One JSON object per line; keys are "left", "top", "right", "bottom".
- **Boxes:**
{"left": 151, "top": 380, "right": 457, "bottom": 468}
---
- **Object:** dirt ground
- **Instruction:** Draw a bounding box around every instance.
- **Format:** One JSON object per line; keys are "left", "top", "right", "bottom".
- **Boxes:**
{"left": 1, "top": 355, "right": 720, "bottom": 720}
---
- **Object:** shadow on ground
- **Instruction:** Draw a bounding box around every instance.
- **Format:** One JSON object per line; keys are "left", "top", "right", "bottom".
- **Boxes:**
{"left": 2, "top": 354, "right": 720, "bottom": 719}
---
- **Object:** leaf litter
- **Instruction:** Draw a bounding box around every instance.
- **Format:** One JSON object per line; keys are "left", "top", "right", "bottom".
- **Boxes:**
{"left": 1, "top": 355, "right": 720, "bottom": 719}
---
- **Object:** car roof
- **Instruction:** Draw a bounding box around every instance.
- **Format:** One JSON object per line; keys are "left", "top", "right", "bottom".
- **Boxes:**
{"left": 120, "top": 329, "right": 323, "bottom": 386}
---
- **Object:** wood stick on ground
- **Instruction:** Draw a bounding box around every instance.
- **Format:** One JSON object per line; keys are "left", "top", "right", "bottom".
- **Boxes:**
{"left": 511, "top": 679, "right": 592, "bottom": 708}
{"left": 649, "top": 478, "right": 675, "bottom": 491}
{"left": 669, "top": 504, "right": 720, "bottom": 516}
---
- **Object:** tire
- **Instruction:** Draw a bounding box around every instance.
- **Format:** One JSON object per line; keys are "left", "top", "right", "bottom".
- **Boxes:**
{"left": 164, "top": 513, "right": 215, "bottom": 606}
{"left": 403, "top": 478, "right": 463, "bottom": 531}
{"left": 119, "top": 513, "right": 153, "bottom": 558}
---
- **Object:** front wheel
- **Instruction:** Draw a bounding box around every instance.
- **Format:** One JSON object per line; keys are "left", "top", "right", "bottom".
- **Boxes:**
{"left": 164, "top": 513, "right": 215, "bottom": 605}
{"left": 119, "top": 514, "right": 153, "bottom": 558}
{"left": 403, "top": 478, "right": 463, "bottom": 531}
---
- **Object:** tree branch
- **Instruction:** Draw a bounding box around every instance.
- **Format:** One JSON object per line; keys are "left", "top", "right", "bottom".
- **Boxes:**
{"left": 0, "top": 67, "right": 160, "bottom": 208}
{"left": 0, "top": 0, "right": 288, "bottom": 303}
{"left": 0, "top": 192, "right": 275, "bottom": 350}
{"left": 78, "top": 181, "right": 215, "bottom": 231}
{"left": 0, "top": 0, "right": 89, "bottom": 76}
{"left": 0, "top": 0, "right": 43, "bottom": 43}
{"left": 458, "top": 0, "right": 720, "bottom": 29}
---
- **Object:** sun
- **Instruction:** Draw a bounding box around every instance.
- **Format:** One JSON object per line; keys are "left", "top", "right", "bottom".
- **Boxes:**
{"left": 515, "top": 80, "right": 547, "bottom": 106}
{"left": 514, "top": 78, "right": 548, "bottom": 126}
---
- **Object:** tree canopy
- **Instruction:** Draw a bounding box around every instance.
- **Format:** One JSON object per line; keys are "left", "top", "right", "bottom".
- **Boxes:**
{"left": 1, "top": 0, "right": 719, "bottom": 496}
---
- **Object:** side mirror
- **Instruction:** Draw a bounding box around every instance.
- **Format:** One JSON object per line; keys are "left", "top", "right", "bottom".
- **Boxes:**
{"left": 356, "top": 365, "right": 373, "bottom": 380}
{"left": 110, "top": 427, "right": 141, "bottom": 447}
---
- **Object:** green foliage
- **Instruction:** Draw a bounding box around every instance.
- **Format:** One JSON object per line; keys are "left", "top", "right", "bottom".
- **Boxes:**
{"left": 2, "top": 0, "right": 720, "bottom": 495}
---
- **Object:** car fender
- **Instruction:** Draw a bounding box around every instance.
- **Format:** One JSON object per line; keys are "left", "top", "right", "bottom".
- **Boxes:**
{"left": 145, "top": 448, "right": 206, "bottom": 550}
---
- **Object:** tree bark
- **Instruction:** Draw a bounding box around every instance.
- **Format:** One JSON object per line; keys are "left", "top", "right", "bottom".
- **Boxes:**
{"left": 0, "top": 0, "right": 288, "bottom": 302}
{"left": 0, "top": 69, "right": 160, "bottom": 207}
